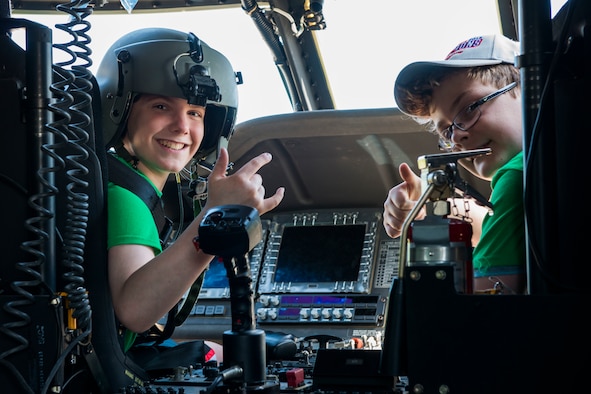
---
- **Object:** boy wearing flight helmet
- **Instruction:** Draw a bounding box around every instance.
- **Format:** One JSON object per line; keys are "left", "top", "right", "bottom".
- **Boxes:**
{"left": 382, "top": 35, "right": 526, "bottom": 294}
{"left": 96, "top": 28, "right": 284, "bottom": 364}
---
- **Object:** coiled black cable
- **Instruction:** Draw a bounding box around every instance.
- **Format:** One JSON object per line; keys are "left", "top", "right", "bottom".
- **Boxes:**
{"left": 53, "top": 0, "right": 95, "bottom": 334}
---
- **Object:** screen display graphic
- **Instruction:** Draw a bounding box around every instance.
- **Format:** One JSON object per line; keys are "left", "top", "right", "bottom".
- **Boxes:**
{"left": 274, "top": 224, "right": 366, "bottom": 283}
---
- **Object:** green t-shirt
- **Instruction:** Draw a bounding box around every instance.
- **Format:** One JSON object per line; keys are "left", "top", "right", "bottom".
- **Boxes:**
{"left": 472, "top": 151, "right": 525, "bottom": 277}
{"left": 107, "top": 156, "right": 163, "bottom": 351}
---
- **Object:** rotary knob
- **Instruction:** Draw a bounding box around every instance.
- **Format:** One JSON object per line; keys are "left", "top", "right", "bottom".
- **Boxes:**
{"left": 256, "top": 308, "right": 267, "bottom": 320}
{"left": 332, "top": 308, "right": 343, "bottom": 319}
{"left": 267, "top": 308, "right": 278, "bottom": 320}
{"left": 300, "top": 308, "right": 310, "bottom": 319}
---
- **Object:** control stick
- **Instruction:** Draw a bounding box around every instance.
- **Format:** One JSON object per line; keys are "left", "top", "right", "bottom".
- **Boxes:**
{"left": 199, "top": 205, "right": 279, "bottom": 393}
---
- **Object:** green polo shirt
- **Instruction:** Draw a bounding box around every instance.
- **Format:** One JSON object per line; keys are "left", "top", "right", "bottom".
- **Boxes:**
{"left": 473, "top": 151, "right": 526, "bottom": 277}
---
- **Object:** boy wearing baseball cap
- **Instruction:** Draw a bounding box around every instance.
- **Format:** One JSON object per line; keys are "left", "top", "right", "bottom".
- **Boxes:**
{"left": 383, "top": 34, "right": 526, "bottom": 294}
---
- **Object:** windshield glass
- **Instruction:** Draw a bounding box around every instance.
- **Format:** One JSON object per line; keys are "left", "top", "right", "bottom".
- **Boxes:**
{"left": 12, "top": 0, "right": 567, "bottom": 124}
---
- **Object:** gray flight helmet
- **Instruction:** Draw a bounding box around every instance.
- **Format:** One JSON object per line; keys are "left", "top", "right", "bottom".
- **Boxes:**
{"left": 95, "top": 27, "right": 239, "bottom": 161}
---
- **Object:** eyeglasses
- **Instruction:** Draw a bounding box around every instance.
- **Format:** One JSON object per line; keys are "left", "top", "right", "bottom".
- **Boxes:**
{"left": 437, "top": 81, "right": 517, "bottom": 151}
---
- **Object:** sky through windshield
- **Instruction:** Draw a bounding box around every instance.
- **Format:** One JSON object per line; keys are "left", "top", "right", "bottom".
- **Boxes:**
{"left": 12, "top": 0, "right": 567, "bottom": 124}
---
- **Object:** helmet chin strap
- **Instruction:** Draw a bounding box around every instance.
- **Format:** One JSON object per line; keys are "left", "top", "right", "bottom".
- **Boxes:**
{"left": 114, "top": 141, "right": 140, "bottom": 170}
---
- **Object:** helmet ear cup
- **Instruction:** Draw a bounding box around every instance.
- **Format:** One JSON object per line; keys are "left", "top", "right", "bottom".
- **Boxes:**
{"left": 198, "top": 104, "right": 238, "bottom": 160}
{"left": 95, "top": 27, "right": 239, "bottom": 157}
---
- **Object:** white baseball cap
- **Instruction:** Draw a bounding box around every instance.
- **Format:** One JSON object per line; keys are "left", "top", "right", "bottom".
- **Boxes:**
{"left": 394, "top": 34, "right": 520, "bottom": 113}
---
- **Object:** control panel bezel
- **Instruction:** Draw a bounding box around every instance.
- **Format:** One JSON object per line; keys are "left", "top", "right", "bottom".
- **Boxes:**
{"left": 258, "top": 209, "right": 381, "bottom": 294}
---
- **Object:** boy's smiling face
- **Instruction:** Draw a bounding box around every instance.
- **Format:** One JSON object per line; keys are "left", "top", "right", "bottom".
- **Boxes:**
{"left": 430, "top": 73, "right": 523, "bottom": 181}
{"left": 123, "top": 94, "right": 206, "bottom": 188}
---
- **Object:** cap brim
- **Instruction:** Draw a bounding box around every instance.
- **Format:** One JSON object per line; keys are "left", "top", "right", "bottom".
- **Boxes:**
{"left": 396, "top": 59, "right": 502, "bottom": 87}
